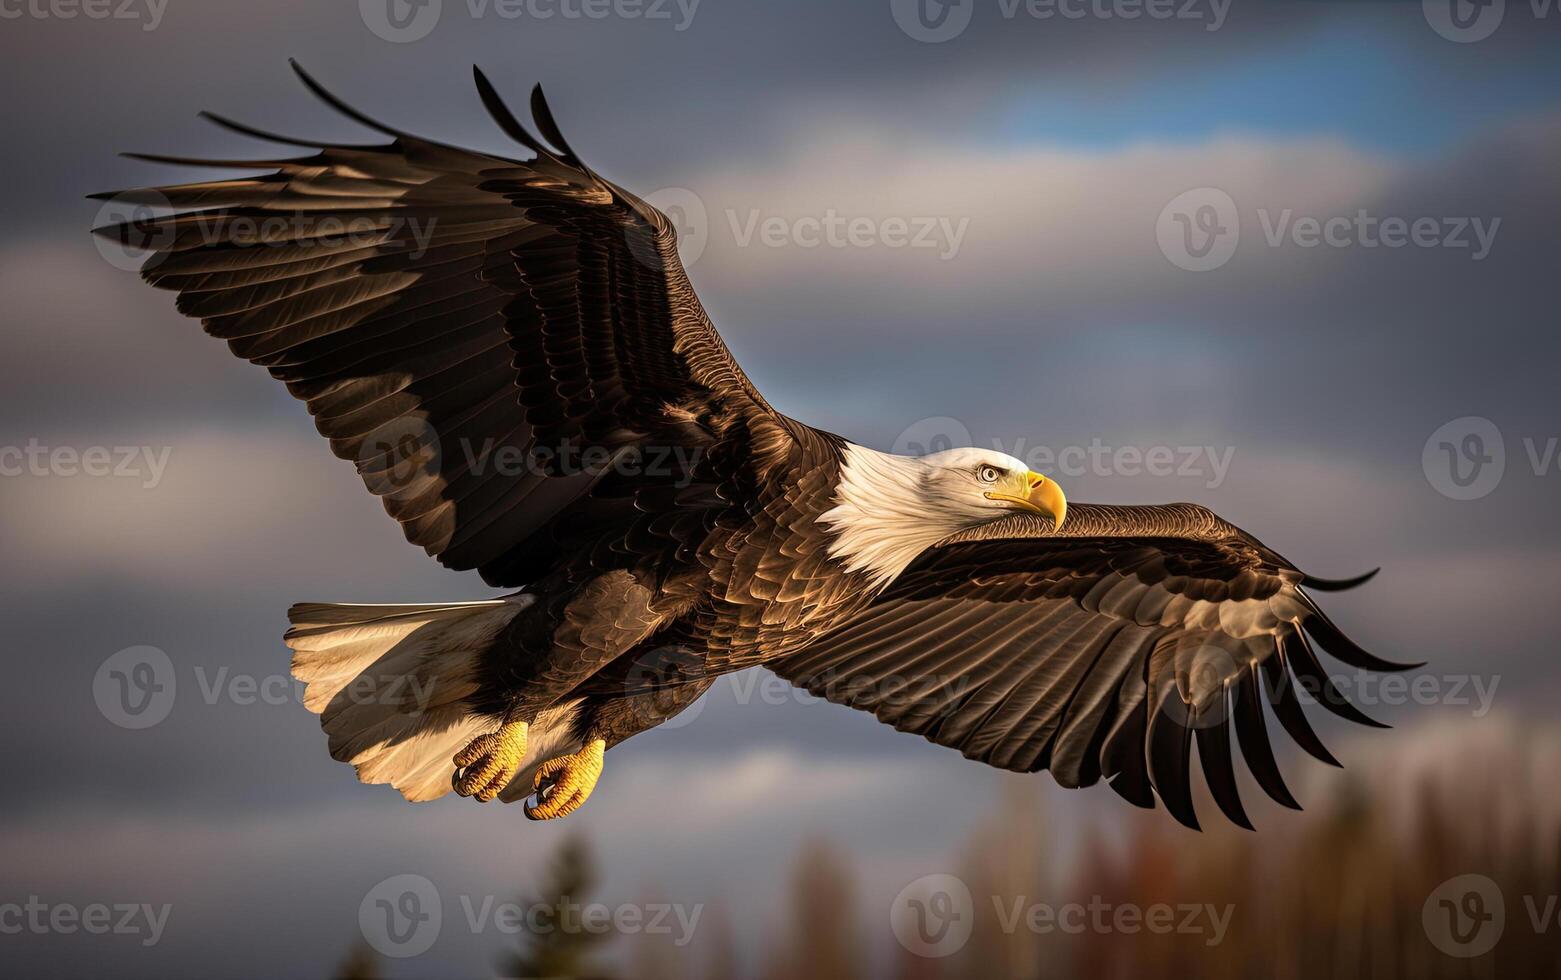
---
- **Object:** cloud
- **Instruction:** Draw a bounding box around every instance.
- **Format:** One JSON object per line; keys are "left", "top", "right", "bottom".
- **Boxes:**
{"left": 0, "top": 426, "right": 428, "bottom": 592}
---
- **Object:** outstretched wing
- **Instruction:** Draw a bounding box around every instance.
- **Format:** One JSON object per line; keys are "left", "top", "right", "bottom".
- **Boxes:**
{"left": 92, "top": 62, "right": 786, "bottom": 586}
{"left": 771, "top": 503, "right": 1412, "bottom": 830}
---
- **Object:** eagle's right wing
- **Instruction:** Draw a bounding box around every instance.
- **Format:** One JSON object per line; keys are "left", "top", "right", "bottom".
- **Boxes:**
{"left": 771, "top": 503, "right": 1411, "bottom": 830}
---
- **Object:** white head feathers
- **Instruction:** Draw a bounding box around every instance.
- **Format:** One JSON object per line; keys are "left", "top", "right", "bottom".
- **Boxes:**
{"left": 819, "top": 444, "right": 1037, "bottom": 589}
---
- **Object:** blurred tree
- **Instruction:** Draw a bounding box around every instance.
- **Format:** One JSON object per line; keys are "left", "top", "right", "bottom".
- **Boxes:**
{"left": 502, "top": 834, "right": 615, "bottom": 980}
{"left": 698, "top": 901, "right": 742, "bottom": 980}
{"left": 957, "top": 776, "right": 1049, "bottom": 979}
{"left": 330, "top": 940, "right": 381, "bottom": 980}
{"left": 766, "top": 837, "right": 863, "bottom": 980}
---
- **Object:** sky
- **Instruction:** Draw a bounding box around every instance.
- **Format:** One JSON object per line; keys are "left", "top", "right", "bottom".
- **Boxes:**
{"left": 1, "top": 0, "right": 1559, "bottom": 976}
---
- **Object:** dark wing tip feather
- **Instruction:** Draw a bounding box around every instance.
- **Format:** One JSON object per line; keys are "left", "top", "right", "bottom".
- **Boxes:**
{"left": 117, "top": 150, "right": 319, "bottom": 169}
{"left": 1303, "top": 611, "right": 1424, "bottom": 673}
{"left": 1101, "top": 701, "right": 1155, "bottom": 809}
{"left": 528, "top": 84, "right": 584, "bottom": 167}
{"left": 1302, "top": 567, "right": 1380, "bottom": 592}
{"left": 197, "top": 110, "right": 381, "bottom": 151}
{"left": 1108, "top": 771, "right": 1157, "bottom": 809}
{"left": 1233, "top": 667, "right": 1303, "bottom": 810}
{"left": 1283, "top": 633, "right": 1390, "bottom": 730}
{"left": 471, "top": 66, "right": 556, "bottom": 161}
{"left": 288, "top": 59, "right": 409, "bottom": 139}
{"left": 1260, "top": 650, "right": 1342, "bottom": 768}
{"left": 1194, "top": 701, "right": 1254, "bottom": 831}
{"left": 1147, "top": 710, "right": 1200, "bottom": 831}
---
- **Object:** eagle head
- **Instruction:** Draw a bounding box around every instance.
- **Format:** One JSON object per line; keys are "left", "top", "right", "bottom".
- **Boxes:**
{"left": 821, "top": 444, "right": 1067, "bottom": 587}
{"left": 916, "top": 447, "right": 1067, "bottom": 529}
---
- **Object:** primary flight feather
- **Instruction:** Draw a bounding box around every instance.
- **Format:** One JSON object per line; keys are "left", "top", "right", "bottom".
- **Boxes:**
{"left": 92, "top": 63, "right": 1411, "bottom": 828}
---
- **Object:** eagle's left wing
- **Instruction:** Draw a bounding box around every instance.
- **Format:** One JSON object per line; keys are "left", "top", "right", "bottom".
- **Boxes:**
{"left": 771, "top": 503, "right": 1411, "bottom": 829}
{"left": 91, "top": 63, "right": 794, "bottom": 588}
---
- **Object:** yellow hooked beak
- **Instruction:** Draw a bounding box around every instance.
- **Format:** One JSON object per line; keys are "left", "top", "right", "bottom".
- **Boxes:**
{"left": 985, "top": 471, "right": 1067, "bottom": 530}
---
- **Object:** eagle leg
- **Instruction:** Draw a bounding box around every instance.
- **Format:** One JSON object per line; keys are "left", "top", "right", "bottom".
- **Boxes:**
{"left": 452, "top": 718, "right": 529, "bottom": 803}
{"left": 524, "top": 739, "right": 607, "bottom": 820}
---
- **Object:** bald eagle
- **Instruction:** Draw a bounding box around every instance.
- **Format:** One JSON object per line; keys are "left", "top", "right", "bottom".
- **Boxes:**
{"left": 92, "top": 64, "right": 1409, "bottom": 829}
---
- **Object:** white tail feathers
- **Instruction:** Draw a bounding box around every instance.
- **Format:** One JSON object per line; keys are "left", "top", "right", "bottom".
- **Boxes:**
{"left": 285, "top": 596, "right": 534, "bottom": 802}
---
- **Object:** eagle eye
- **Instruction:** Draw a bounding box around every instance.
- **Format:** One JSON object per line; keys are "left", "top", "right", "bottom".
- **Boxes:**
{"left": 977, "top": 464, "right": 1001, "bottom": 484}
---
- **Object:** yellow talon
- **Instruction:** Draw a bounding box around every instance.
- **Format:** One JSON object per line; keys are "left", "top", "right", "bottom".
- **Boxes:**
{"left": 452, "top": 718, "right": 528, "bottom": 803}
{"left": 524, "top": 739, "right": 606, "bottom": 820}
